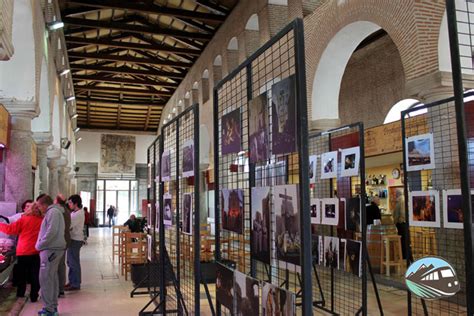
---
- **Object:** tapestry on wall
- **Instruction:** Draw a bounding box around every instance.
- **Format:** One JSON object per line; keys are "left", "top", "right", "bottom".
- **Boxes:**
{"left": 99, "top": 134, "right": 136, "bottom": 174}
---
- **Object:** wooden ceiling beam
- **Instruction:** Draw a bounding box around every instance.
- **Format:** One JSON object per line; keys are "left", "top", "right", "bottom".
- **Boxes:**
{"left": 62, "top": 17, "right": 213, "bottom": 41}
{"left": 78, "top": 124, "right": 158, "bottom": 132}
{"left": 62, "top": 0, "right": 226, "bottom": 23}
{"left": 74, "top": 86, "right": 173, "bottom": 97}
{"left": 68, "top": 51, "right": 192, "bottom": 68}
{"left": 195, "top": 0, "right": 230, "bottom": 15}
{"left": 76, "top": 97, "right": 165, "bottom": 107}
{"left": 70, "top": 64, "right": 185, "bottom": 80}
{"left": 144, "top": 106, "right": 152, "bottom": 131}
{"left": 72, "top": 74, "right": 179, "bottom": 89}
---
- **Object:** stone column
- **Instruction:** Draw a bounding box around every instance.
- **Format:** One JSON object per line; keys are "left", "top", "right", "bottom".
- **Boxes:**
{"left": 3, "top": 104, "right": 37, "bottom": 210}
{"left": 47, "top": 158, "right": 60, "bottom": 197}
{"left": 58, "top": 166, "right": 70, "bottom": 196}
{"left": 33, "top": 132, "right": 52, "bottom": 195}
{"left": 0, "top": 0, "right": 14, "bottom": 60}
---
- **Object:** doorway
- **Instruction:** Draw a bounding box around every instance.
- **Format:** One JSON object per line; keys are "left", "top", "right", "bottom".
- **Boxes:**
{"left": 96, "top": 179, "right": 138, "bottom": 226}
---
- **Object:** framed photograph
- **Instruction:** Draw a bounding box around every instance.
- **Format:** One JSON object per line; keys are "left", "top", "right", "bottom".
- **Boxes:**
{"left": 345, "top": 197, "right": 361, "bottom": 232}
{"left": 216, "top": 263, "right": 234, "bottom": 312}
{"left": 339, "top": 239, "right": 346, "bottom": 271}
{"left": 310, "top": 198, "right": 320, "bottom": 225}
{"left": 320, "top": 151, "right": 338, "bottom": 179}
{"left": 405, "top": 133, "right": 435, "bottom": 172}
{"left": 249, "top": 93, "right": 269, "bottom": 163}
{"left": 443, "top": 189, "right": 474, "bottom": 229}
{"left": 346, "top": 239, "right": 362, "bottom": 277}
{"left": 147, "top": 234, "right": 153, "bottom": 261}
{"left": 409, "top": 190, "right": 440, "bottom": 228}
{"left": 311, "top": 235, "right": 320, "bottom": 265}
{"left": 182, "top": 139, "right": 194, "bottom": 178}
{"left": 161, "top": 150, "right": 171, "bottom": 182}
{"left": 321, "top": 198, "right": 339, "bottom": 226}
{"left": 338, "top": 198, "right": 346, "bottom": 230}
{"left": 340, "top": 146, "right": 360, "bottom": 177}
{"left": 309, "top": 155, "right": 317, "bottom": 184}
{"left": 274, "top": 184, "right": 300, "bottom": 270}
{"left": 221, "top": 189, "right": 244, "bottom": 234}
{"left": 182, "top": 193, "right": 193, "bottom": 235}
{"left": 234, "top": 270, "right": 260, "bottom": 316}
{"left": 163, "top": 193, "right": 173, "bottom": 227}
{"left": 221, "top": 108, "right": 242, "bottom": 155}
{"left": 251, "top": 187, "right": 271, "bottom": 264}
{"left": 271, "top": 76, "right": 297, "bottom": 155}
{"left": 323, "top": 236, "right": 339, "bottom": 269}
{"left": 262, "top": 282, "right": 296, "bottom": 316}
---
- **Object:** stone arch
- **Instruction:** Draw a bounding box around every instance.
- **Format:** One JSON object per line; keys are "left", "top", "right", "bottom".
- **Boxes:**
{"left": 32, "top": 58, "right": 51, "bottom": 132}
{"left": 191, "top": 83, "right": 200, "bottom": 105}
{"left": 212, "top": 55, "right": 223, "bottom": 86}
{"left": 225, "top": 37, "right": 239, "bottom": 75}
{"left": 244, "top": 14, "right": 260, "bottom": 57}
{"left": 201, "top": 69, "right": 210, "bottom": 103}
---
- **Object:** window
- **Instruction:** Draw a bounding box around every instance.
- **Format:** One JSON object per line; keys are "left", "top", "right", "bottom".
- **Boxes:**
{"left": 383, "top": 99, "right": 425, "bottom": 124}
{"left": 441, "top": 269, "right": 454, "bottom": 278}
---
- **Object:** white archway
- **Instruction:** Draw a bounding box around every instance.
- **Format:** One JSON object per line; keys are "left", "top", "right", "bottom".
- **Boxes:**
{"left": 202, "top": 69, "right": 209, "bottom": 79}
{"left": 245, "top": 14, "right": 259, "bottom": 31}
{"left": 213, "top": 55, "right": 222, "bottom": 66}
{"left": 383, "top": 99, "right": 423, "bottom": 124}
{"left": 227, "top": 37, "right": 238, "bottom": 50}
{"left": 311, "top": 21, "right": 381, "bottom": 121}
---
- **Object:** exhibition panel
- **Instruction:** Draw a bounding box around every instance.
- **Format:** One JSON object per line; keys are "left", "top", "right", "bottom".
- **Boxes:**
{"left": 213, "top": 19, "right": 312, "bottom": 315}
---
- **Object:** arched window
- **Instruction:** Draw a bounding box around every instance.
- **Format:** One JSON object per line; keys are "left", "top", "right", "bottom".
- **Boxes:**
{"left": 383, "top": 99, "right": 425, "bottom": 124}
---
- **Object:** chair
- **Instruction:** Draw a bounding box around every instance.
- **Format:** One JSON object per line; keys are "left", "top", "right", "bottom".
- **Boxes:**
{"left": 112, "top": 225, "right": 128, "bottom": 262}
{"left": 122, "top": 232, "right": 147, "bottom": 281}
{"left": 380, "top": 235, "right": 403, "bottom": 276}
{"left": 412, "top": 228, "right": 438, "bottom": 258}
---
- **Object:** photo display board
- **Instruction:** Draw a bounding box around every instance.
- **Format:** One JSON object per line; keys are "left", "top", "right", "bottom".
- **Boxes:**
{"left": 214, "top": 19, "right": 312, "bottom": 315}
{"left": 401, "top": 95, "right": 474, "bottom": 315}
{"left": 308, "top": 123, "right": 370, "bottom": 315}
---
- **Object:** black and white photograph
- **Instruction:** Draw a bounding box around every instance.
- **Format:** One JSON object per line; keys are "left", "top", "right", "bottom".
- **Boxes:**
{"left": 182, "top": 193, "right": 192, "bottom": 235}
{"left": 320, "top": 151, "right": 338, "bottom": 179}
{"left": 340, "top": 146, "right": 360, "bottom": 177}
{"left": 339, "top": 239, "right": 346, "bottom": 271}
{"left": 251, "top": 187, "right": 271, "bottom": 264}
{"left": 216, "top": 263, "right": 234, "bottom": 311}
{"left": 163, "top": 193, "right": 173, "bottom": 227}
{"left": 345, "top": 197, "right": 361, "bottom": 232}
{"left": 409, "top": 190, "right": 440, "bottom": 228}
{"left": 310, "top": 198, "right": 320, "bottom": 225}
{"left": 271, "top": 76, "right": 297, "bottom": 155}
{"left": 182, "top": 139, "right": 194, "bottom": 178}
{"left": 262, "top": 282, "right": 296, "bottom": 316}
{"left": 249, "top": 93, "right": 269, "bottom": 163}
{"left": 346, "top": 239, "right": 362, "bottom": 277}
{"left": 161, "top": 150, "right": 171, "bottom": 182}
{"left": 321, "top": 198, "right": 339, "bottom": 226}
{"left": 338, "top": 198, "right": 346, "bottom": 230}
{"left": 274, "top": 184, "right": 300, "bottom": 270}
{"left": 221, "top": 108, "right": 242, "bottom": 155}
{"left": 309, "top": 155, "right": 317, "bottom": 183}
{"left": 312, "top": 235, "right": 321, "bottom": 265}
{"left": 234, "top": 270, "right": 260, "bottom": 316}
{"left": 324, "top": 236, "right": 339, "bottom": 269}
{"left": 405, "top": 133, "right": 435, "bottom": 172}
{"left": 221, "top": 189, "right": 244, "bottom": 234}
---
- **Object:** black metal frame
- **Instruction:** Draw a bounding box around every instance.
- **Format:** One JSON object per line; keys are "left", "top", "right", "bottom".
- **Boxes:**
{"left": 213, "top": 18, "right": 312, "bottom": 315}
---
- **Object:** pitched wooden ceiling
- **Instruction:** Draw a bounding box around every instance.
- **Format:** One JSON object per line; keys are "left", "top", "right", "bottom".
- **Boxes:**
{"left": 59, "top": 0, "right": 237, "bottom": 132}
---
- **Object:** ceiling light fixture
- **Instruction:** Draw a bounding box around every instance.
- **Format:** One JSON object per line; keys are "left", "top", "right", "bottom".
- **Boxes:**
{"left": 76, "top": 137, "right": 82, "bottom": 142}
{"left": 74, "top": 127, "right": 80, "bottom": 133}
{"left": 47, "top": 21, "right": 64, "bottom": 31}
{"left": 59, "top": 68, "right": 70, "bottom": 76}
{"left": 66, "top": 95, "right": 75, "bottom": 102}
{"left": 71, "top": 113, "right": 79, "bottom": 119}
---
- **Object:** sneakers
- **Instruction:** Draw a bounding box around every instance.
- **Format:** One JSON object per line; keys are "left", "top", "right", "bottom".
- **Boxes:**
{"left": 37, "top": 308, "right": 58, "bottom": 316}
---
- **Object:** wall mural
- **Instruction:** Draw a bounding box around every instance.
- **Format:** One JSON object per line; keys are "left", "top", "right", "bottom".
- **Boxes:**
{"left": 99, "top": 134, "right": 136, "bottom": 174}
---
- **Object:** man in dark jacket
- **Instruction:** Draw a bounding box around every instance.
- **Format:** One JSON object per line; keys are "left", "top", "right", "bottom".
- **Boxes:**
{"left": 107, "top": 206, "right": 115, "bottom": 227}
{"left": 366, "top": 196, "right": 381, "bottom": 225}
{"left": 124, "top": 215, "right": 141, "bottom": 233}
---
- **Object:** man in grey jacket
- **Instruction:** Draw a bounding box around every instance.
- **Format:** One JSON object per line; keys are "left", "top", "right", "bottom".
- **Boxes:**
{"left": 35, "top": 194, "right": 66, "bottom": 316}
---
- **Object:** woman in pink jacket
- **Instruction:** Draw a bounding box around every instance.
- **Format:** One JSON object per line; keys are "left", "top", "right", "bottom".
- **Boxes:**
{"left": 0, "top": 201, "right": 43, "bottom": 301}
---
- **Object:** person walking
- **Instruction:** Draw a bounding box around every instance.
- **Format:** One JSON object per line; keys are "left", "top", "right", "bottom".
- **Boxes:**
{"left": 107, "top": 205, "right": 114, "bottom": 227}
{"left": 54, "top": 194, "right": 71, "bottom": 297}
{"left": 35, "top": 194, "right": 66, "bottom": 316}
{"left": 83, "top": 207, "right": 90, "bottom": 243}
{"left": 0, "top": 200, "right": 42, "bottom": 301}
{"left": 66, "top": 195, "right": 85, "bottom": 291}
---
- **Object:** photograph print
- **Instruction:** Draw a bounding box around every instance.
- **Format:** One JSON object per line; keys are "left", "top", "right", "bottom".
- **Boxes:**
{"left": 320, "top": 151, "right": 338, "bottom": 179}
{"left": 442, "top": 189, "right": 474, "bottom": 229}
{"left": 321, "top": 198, "right": 339, "bottom": 226}
{"left": 309, "top": 155, "right": 317, "bottom": 184}
{"left": 406, "top": 133, "right": 435, "bottom": 172}
{"left": 182, "top": 193, "right": 193, "bottom": 235}
{"left": 339, "top": 239, "right": 346, "bottom": 271}
{"left": 345, "top": 197, "right": 361, "bottom": 232}
{"left": 161, "top": 149, "right": 171, "bottom": 182}
{"left": 340, "top": 146, "right": 360, "bottom": 177}
{"left": 221, "top": 189, "right": 244, "bottom": 234}
{"left": 311, "top": 235, "right": 321, "bottom": 265}
{"left": 262, "top": 282, "right": 296, "bottom": 316}
{"left": 251, "top": 187, "right": 271, "bottom": 264}
{"left": 182, "top": 139, "right": 194, "bottom": 178}
{"left": 338, "top": 198, "right": 346, "bottom": 230}
{"left": 274, "top": 184, "right": 301, "bottom": 269}
{"left": 324, "top": 236, "right": 339, "bottom": 269}
{"left": 249, "top": 93, "right": 269, "bottom": 163}
{"left": 221, "top": 108, "right": 242, "bottom": 155}
{"left": 409, "top": 190, "right": 440, "bottom": 228}
{"left": 216, "top": 263, "right": 234, "bottom": 312}
{"left": 234, "top": 270, "right": 260, "bottom": 316}
{"left": 271, "top": 76, "right": 297, "bottom": 155}
{"left": 310, "top": 198, "right": 320, "bottom": 225}
{"left": 346, "top": 239, "right": 362, "bottom": 277}
{"left": 163, "top": 193, "right": 173, "bottom": 227}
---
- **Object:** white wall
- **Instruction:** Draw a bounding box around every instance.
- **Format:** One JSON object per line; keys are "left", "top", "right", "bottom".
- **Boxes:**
{"left": 75, "top": 131, "right": 156, "bottom": 164}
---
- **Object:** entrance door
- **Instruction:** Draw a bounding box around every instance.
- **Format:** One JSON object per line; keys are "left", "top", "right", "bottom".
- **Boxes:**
{"left": 96, "top": 180, "right": 138, "bottom": 226}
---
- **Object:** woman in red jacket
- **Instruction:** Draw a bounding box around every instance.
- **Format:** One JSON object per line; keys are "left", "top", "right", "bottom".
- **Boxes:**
{"left": 0, "top": 200, "right": 43, "bottom": 301}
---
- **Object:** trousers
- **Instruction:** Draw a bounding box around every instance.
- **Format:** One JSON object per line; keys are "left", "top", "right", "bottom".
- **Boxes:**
{"left": 67, "top": 239, "right": 83, "bottom": 288}
{"left": 58, "top": 252, "right": 66, "bottom": 292}
{"left": 16, "top": 254, "right": 40, "bottom": 300}
{"left": 39, "top": 249, "right": 64, "bottom": 312}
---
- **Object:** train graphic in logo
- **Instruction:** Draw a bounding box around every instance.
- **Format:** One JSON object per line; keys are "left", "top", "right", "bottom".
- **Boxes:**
{"left": 405, "top": 257, "right": 460, "bottom": 300}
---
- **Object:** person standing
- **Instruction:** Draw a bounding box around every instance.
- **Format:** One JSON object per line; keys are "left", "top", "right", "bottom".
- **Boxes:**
{"left": 0, "top": 200, "right": 42, "bottom": 301}
{"left": 66, "top": 195, "right": 84, "bottom": 291}
{"left": 366, "top": 196, "right": 382, "bottom": 225}
{"left": 54, "top": 194, "right": 71, "bottom": 297}
{"left": 107, "top": 205, "right": 114, "bottom": 227}
{"left": 393, "top": 191, "right": 407, "bottom": 259}
{"left": 35, "top": 194, "right": 66, "bottom": 316}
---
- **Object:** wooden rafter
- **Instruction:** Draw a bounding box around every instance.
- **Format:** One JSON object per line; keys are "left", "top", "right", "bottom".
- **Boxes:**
{"left": 74, "top": 86, "right": 172, "bottom": 97}
{"left": 72, "top": 74, "right": 179, "bottom": 89}
{"left": 76, "top": 97, "right": 165, "bottom": 107}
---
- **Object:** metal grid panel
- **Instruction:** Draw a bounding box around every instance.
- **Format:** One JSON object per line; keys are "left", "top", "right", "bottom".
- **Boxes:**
{"left": 455, "top": 0, "right": 474, "bottom": 75}
{"left": 402, "top": 100, "right": 469, "bottom": 315}
{"left": 308, "top": 125, "right": 367, "bottom": 315}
